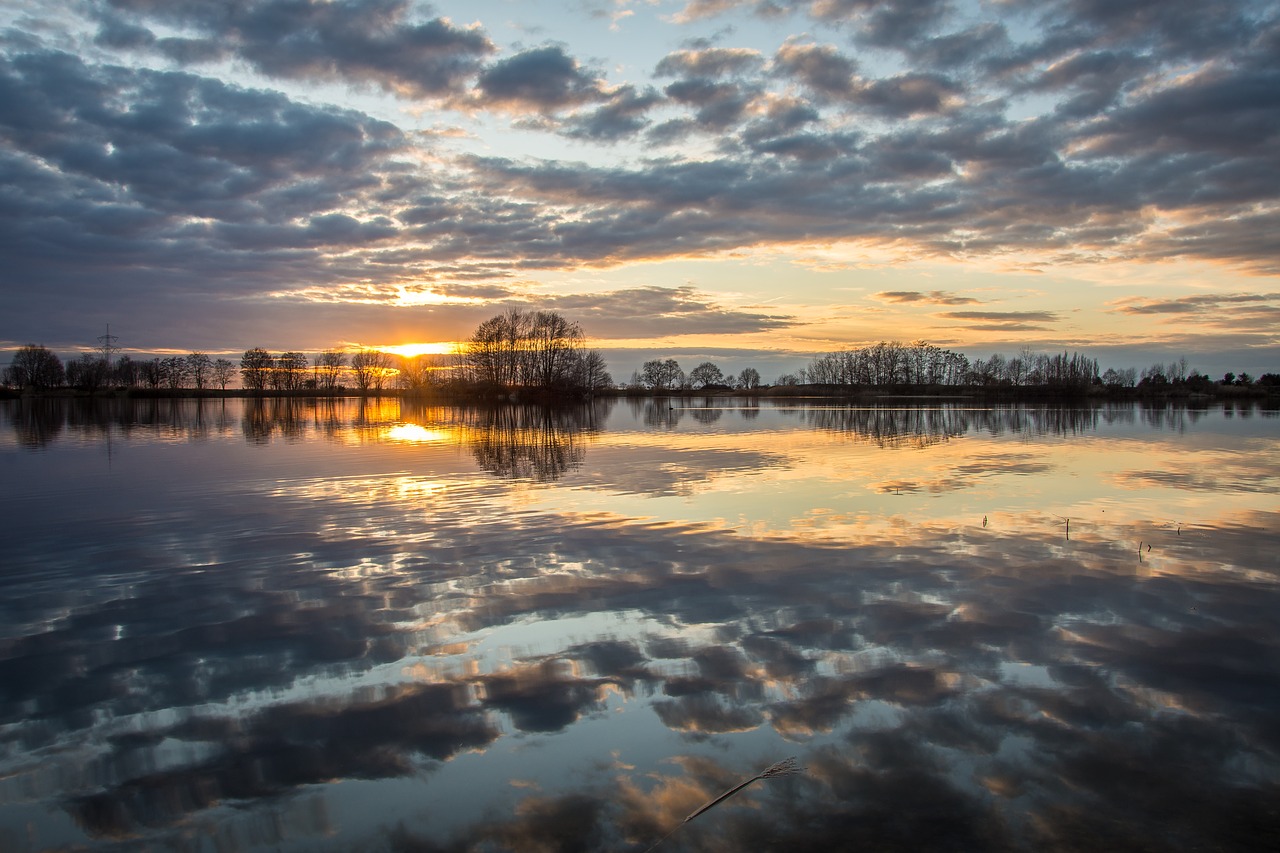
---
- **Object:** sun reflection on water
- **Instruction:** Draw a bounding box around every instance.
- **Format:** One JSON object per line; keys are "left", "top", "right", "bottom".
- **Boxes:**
{"left": 0, "top": 397, "right": 1277, "bottom": 852}
{"left": 386, "top": 423, "right": 449, "bottom": 443}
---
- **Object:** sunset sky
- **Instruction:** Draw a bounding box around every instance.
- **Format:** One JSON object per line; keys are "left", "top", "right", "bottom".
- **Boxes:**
{"left": 2, "top": 0, "right": 1277, "bottom": 380}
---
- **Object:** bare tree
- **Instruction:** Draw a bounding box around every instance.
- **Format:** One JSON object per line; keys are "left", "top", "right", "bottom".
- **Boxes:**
{"left": 641, "top": 358, "right": 683, "bottom": 391}
{"left": 141, "top": 358, "right": 164, "bottom": 390}
{"left": 526, "top": 311, "right": 583, "bottom": 389}
{"left": 314, "top": 349, "right": 347, "bottom": 393}
{"left": 573, "top": 350, "right": 613, "bottom": 391}
{"left": 689, "top": 361, "right": 725, "bottom": 389}
{"left": 396, "top": 354, "right": 453, "bottom": 392}
{"left": 6, "top": 344, "right": 65, "bottom": 389}
{"left": 186, "top": 352, "right": 212, "bottom": 391}
{"left": 66, "top": 353, "right": 109, "bottom": 392}
{"left": 161, "top": 356, "right": 190, "bottom": 390}
{"left": 466, "top": 308, "right": 532, "bottom": 387}
{"left": 212, "top": 358, "right": 235, "bottom": 391}
{"left": 276, "top": 351, "right": 309, "bottom": 391}
{"left": 240, "top": 347, "right": 273, "bottom": 392}
{"left": 114, "top": 355, "right": 140, "bottom": 389}
{"left": 462, "top": 309, "right": 593, "bottom": 391}
{"left": 350, "top": 349, "right": 394, "bottom": 394}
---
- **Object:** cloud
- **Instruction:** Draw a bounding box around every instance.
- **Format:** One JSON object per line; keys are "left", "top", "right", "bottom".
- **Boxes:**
{"left": 772, "top": 40, "right": 859, "bottom": 100}
{"left": 545, "top": 286, "right": 797, "bottom": 337}
{"left": 561, "top": 85, "right": 664, "bottom": 140}
{"left": 772, "top": 39, "right": 962, "bottom": 116}
{"left": 874, "top": 291, "right": 981, "bottom": 306}
{"left": 938, "top": 311, "right": 1059, "bottom": 324}
{"left": 90, "top": 0, "right": 495, "bottom": 98}
{"left": 909, "top": 22, "right": 1010, "bottom": 69}
{"left": 476, "top": 659, "right": 615, "bottom": 732}
{"left": 655, "top": 46, "right": 765, "bottom": 79}
{"left": 475, "top": 45, "right": 609, "bottom": 112}
{"left": 679, "top": 0, "right": 958, "bottom": 49}
{"left": 1109, "top": 292, "right": 1280, "bottom": 332}
{"left": 3, "top": 0, "right": 1280, "bottom": 356}
{"left": 6, "top": 396, "right": 1280, "bottom": 846}
{"left": 1111, "top": 292, "right": 1279, "bottom": 315}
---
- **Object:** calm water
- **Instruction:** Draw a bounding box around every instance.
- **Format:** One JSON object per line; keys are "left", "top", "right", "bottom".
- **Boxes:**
{"left": 1, "top": 397, "right": 1278, "bottom": 852}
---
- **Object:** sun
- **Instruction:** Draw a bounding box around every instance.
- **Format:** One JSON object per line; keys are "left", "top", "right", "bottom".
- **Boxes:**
{"left": 379, "top": 342, "right": 457, "bottom": 358}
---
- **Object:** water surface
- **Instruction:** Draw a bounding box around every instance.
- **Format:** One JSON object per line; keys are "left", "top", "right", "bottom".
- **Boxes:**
{"left": 2, "top": 397, "right": 1278, "bottom": 851}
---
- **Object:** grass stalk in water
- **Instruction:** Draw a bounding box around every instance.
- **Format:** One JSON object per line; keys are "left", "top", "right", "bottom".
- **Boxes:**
{"left": 646, "top": 757, "right": 803, "bottom": 851}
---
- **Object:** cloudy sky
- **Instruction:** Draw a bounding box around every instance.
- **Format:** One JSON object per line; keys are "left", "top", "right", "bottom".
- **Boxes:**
{"left": 1, "top": 0, "right": 1277, "bottom": 378}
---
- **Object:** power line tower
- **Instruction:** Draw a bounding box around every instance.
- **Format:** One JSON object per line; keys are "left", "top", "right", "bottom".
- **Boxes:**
{"left": 97, "top": 323, "right": 120, "bottom": 365}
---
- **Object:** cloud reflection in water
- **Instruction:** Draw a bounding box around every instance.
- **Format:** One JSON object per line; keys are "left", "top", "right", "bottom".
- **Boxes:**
{"left": 0, "top": 397, "right": 1277, "bottom": 851}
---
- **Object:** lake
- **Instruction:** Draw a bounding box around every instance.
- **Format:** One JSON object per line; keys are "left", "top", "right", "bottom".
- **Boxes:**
{"left": 1, "top": 396, "right": 1278, "bottom": 852}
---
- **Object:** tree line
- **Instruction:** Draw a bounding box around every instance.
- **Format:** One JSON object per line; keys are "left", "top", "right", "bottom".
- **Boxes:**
{"left": 798, "top": 342, "right": 1278, "bottom": 393}
{"left": 623, "top": 343, "right": 1277, "bottom": 395}
{"left": 627, "top": 359, "right": 762, "bottom": 391}
{"left": 2, "top": 309, "right": 615, "bottom": 396}
{"left": 5, "top": 326, "right": 1277, "bottom": 397}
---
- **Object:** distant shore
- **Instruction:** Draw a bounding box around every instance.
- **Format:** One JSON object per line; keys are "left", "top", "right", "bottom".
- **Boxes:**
{"left": 3, "top": 383, "right": 1274, "bottom": 403}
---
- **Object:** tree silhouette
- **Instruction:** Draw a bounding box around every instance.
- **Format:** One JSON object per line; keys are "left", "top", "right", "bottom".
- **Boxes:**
{"left": 6, "top": 344, "right": 65, "bottom": 389}
{"left": 275, "top": 351, "right": 309, "bottom": 391}
{"left": 350, "top": 349, "right": 394, "bottom": 394}
{"left": 66, "top": 354, "right": 108, "bottom": 392}
{"left": 240, "top": 347, "right": 273, "bottom": 393}
{"left": 641, "top": 358, "right": 683, "bottom": 391}
{"left": 689, "top": 362, "right": 725, "bottom": 389}
{"left": 212, "top": 358, "right": 235, "bottom": 391}
{"left": 186, "top": 352, "right": 212, "bottom": 391}
{"left": 315, "top": 349, "right": 347, "bottom": 393}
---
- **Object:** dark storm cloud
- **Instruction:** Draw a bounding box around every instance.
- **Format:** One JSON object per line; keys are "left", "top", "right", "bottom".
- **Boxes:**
{"left": 91, "top": 0, "right": 495, "bottom": 98}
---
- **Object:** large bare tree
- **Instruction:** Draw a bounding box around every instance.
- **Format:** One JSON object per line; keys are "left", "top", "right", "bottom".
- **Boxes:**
{"left": 240, "top": 347, "right": 273, "bottom": 392}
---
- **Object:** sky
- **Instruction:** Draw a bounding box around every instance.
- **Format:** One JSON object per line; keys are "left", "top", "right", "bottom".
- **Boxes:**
{"left": 1, "top": 0, "right": 1278, "bottom": 381}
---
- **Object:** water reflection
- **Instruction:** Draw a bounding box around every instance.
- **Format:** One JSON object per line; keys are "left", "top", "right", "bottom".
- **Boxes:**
{"left": 448, "top": 402, "right": 608, "bottom": 481}
{"left": 0, "top": 398, "right": 1277, "bottom": 851}
{"left": 6, "top": 395, "right": 1275, "bottom": 450}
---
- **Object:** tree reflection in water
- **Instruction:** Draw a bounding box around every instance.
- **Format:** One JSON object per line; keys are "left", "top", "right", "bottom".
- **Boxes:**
{"left": 0, "top": 398, "right": 1277, "bottom": 852}
{"left": 453, "top": 402, "right": 608, "bottom": 482}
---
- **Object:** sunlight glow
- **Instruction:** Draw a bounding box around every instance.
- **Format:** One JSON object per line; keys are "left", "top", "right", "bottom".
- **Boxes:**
{"left": 386, "top": 424, "right": 450, "bottom": 443}
{"left": 380, "top": 342, "right": 457, "bottom": 357}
